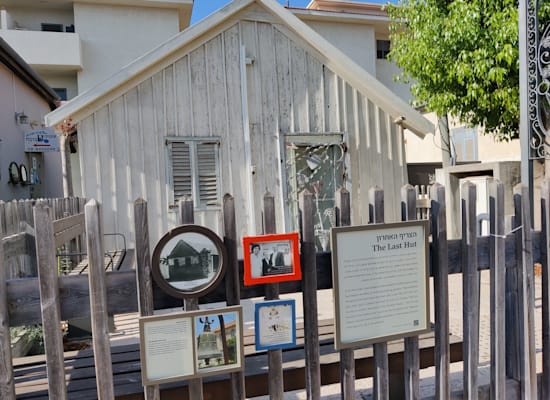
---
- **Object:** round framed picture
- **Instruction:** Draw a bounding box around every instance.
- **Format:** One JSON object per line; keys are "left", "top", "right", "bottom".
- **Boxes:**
{"left": 151, "top": 225, "right": 227, "bottom": 299}
{"left": 19, "top": 164, "right": 28, "bottom": 184}
{"left": 8, "top": 161, "right": 20, "bottom": 184}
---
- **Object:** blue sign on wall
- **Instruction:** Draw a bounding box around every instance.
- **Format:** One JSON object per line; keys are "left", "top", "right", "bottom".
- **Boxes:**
{"left": 24, "top": 129, "right": 60, "bottom": 152}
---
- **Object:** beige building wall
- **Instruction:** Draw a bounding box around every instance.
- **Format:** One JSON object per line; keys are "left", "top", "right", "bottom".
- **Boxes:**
{"left": 405, "top": 112, "right": 520, "bottom": 165}
{"left": 303, "top": 20, "right": 376, "bottom": 74}
{"left": 0, "top": 63, "right": 62, "bottom": 200}
{"left": 74, "top": 3, "right": 181, "bottom": 92}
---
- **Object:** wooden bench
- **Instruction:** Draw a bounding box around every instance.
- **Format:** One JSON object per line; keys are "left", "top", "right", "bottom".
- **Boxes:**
{"left": 13, "top": 319, "right": 462, "bottom": 399}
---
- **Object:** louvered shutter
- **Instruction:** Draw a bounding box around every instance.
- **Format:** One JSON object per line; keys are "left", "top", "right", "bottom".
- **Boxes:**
{"left": 171, "top": 142, "right": 192, "bottom": 202}
{"left": 196, "top": 142, "right": 219, "bottom": 207}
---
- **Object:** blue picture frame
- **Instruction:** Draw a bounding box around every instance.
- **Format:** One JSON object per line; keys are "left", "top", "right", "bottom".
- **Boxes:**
{"left": 254, "top": 299, "right": 296, "bottom": 351}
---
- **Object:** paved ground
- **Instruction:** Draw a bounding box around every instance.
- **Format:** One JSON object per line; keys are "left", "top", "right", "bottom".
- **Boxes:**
{"left": 110, "top": 270, "right": 543, "bottom": 399}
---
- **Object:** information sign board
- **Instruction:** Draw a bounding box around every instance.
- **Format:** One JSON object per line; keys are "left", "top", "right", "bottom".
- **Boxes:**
{"left": 331, "top": 220, "right": 430, "bottom": 349}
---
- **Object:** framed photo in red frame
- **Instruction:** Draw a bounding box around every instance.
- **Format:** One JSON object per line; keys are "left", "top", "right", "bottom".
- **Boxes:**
{"left": 243, "top": 232, "right": 301, "bottom": 286}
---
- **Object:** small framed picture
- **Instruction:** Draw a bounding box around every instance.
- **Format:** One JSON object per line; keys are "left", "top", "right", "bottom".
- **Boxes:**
{"left": 254, "top": 299, "right": 296, "bottom": 351}
{"left": 151, "top": 225, "right": 227, "bottom": 299}
{"left": 193, "top": 307, "right": 243, "bottom": 377}
{"left": 242, "top": 232, "right": 301, "bottom": 286}
{"left": 139, "top": 305, "right": 243, "bottom": 385}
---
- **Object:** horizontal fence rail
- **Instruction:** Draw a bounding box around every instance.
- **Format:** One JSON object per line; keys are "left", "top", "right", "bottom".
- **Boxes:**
{"left": 1, "top": 180, "right": 548, "bottom": 399}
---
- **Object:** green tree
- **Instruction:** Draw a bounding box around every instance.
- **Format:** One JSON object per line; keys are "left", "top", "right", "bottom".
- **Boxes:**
{"left": 387, "top": 0, "right": 550, "bottom": 142}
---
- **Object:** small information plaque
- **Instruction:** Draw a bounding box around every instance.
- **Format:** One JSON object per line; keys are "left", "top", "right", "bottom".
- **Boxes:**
{"left": 141, "top": 315, "right": 194, "bottom": 384}
{"left": 139, "top": 305, "right": 243, "bottom": 385}
{"left": 331, "top": 220, "right": 430, "bottom": 349}
{"left": 254, "top": 299, "right": 296, "bottom": 351}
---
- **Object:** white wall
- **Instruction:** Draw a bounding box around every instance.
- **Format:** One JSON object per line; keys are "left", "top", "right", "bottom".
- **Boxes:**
{"left": 0, "top": 63, "right": 62, "bottom": 201}
{"left": 302, "top": 20, "right": 376, "bottom": 74}
{"left": 74, "top": 3, "right": 180, "bottom": 92}
{"left": 40, "top": 71, "right": 78, "bottom": 99}
{"left": 375, "top": 59, "right": 413, "bottom": 103}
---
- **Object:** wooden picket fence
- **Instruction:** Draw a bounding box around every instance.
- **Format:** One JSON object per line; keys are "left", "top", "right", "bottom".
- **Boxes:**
{"left": 1, "top": 179, "right": 549, "bottom": 399}
{"left": 0, "top": 197, "right": 86, "bottom": 279}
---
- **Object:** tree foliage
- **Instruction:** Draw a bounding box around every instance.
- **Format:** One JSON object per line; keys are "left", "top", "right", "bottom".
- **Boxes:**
{"left": 386, "top": 0, "right": 543, "bottom": 141}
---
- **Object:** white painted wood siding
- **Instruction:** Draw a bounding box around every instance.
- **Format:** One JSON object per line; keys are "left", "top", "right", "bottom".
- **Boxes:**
{"left": 78, "top": 12, "right": 407, "bottom": 248}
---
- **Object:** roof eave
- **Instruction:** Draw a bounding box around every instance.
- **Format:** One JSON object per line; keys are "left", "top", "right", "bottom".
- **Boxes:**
{"left": 46, "top": 0, "right": 433, "bottom": 137}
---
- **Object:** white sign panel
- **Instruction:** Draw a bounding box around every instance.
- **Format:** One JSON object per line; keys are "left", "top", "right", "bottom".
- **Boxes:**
{"left": 141, "top": 316, "right": 194, "bottom": 383}
{"left": 331, "top": 220, "right": 430, "bottom": 349}
{"left": 24, "top": 129, "right": 60, "bottom": 152}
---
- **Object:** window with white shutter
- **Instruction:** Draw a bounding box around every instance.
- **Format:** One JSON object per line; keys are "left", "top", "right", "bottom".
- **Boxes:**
{"left": 167, "top": 138, "right": 221, "bottom": 209}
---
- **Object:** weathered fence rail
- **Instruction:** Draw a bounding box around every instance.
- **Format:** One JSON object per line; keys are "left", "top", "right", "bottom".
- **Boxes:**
{"left": 1, "top": 179, "right": 549, "bottom": 399}
{"left": 0, "top": 198, "right": 86, "bottom": 279}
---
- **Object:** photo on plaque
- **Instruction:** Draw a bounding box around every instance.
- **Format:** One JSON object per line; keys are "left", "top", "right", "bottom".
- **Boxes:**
{"left": 139, "top": 306, "right": 243, "bottom": 385}
{"left": 151, "top": 225, "right": 226, "bottom": 298}
{"left": 193, "top": 308, "right": 243, "bottom": 376}
{"left": 242, "top": 232, "right": 301, "bottom": 286}
{"left": 254, "top": 299, "right": 296, "bottom": 351}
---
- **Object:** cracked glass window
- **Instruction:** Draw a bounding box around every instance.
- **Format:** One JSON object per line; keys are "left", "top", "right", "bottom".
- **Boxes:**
{"left": 285, "top": 142, "right": 345, "bottom": 251}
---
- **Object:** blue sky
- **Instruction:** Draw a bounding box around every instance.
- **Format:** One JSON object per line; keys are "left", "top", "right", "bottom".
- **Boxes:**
{"left": 191, "top": 0, "right": 392, "bottom": 24}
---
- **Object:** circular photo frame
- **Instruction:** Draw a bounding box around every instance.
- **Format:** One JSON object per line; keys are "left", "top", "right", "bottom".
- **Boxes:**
{"left": 19, "top": 164, "right": 28, "bottom": 184}
{"left": 151, "top": 225, "right": 227, "bottom": 299}
{"left": 8, "top": 161, "right": 20, "bottom": 184}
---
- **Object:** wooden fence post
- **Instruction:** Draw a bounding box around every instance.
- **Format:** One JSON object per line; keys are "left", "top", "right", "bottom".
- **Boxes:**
{"left": 134, "top": 198, "right": 160, "bottom": 400}
{"left": 263, "top": 192, "right": 284, "bottom": 400}
{"left": 513, "top": 184, "right": 537, "bottom": 399}
{"left": 179, "top": 197, "right": 203, "bottom": 400}
{"left": 461, "top": 182, "right": 479, "bottom": 399}
{"left": 33, "top": 202, "right": 67, "bottom": 400}
{"left": 488, "top": 179, "right": 506, "bottom": 400}
{"left": 299, "top": 189, "right": 321, "bottom": 400}
{"left": 368, "top": 186, "right": 389, "bottom": 400}
{"left": 85, "top": 200, "right": 115, "bottom": 399}
{"left": 0, "top": 212, "right": 15, "bottom": 399}
{"left": 542, "top": 179, "right": 550, "bottom": 400}
{"left": 401, "top": 184, "right": 420, "bottom": 400}
{"left": 430, "top": 183, "right": 450, "bottom": 400}
{"left": 223, "top": 194, "right": 245, "bottom": 400}
{"left": 335, "top": 188, "right": 354, "bottom": 400}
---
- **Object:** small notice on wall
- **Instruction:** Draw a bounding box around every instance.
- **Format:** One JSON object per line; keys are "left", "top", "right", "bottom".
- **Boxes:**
{"left": 331, "top": 220, "right": 430, "bottom": 349}
{"left": 24, "top": 129, "right": 60, "bottom": 152}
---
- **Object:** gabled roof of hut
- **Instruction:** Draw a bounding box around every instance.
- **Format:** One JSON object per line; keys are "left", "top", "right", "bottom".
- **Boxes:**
{"left": 168, "top": 240, "right": 200, "bottom": 258}
{"left": 45, "top": 0, "right": 433, "bottom": 137}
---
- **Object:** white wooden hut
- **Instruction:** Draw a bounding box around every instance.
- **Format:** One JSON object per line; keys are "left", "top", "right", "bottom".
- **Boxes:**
{"left": 46, "top": 0, "right": 433, "bottom": 250}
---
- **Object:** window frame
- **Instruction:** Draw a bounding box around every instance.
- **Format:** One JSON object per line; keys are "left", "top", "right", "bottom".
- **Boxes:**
{"left": 376, "top": 39, "right": 391, "bottom": 60}
{"left": 166, "top": 137, "right": 221, "bottom": 211}
{"left": 451, "top": 126, "right": 478, "bottom": 162}
{"left": 281, "top": 133, "right": 345, "bottom": 248}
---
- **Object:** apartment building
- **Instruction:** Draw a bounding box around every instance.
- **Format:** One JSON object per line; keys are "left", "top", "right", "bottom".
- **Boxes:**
{"left": 0, "top": 0, "right": 193, "bottom": 100}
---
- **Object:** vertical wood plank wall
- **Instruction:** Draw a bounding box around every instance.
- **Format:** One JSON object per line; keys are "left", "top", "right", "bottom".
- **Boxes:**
{"left": 77, "top": 11, "right": 407, "bottom": 249}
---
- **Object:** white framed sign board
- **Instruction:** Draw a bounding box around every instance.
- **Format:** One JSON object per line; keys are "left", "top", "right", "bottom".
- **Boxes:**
{"left": 331, "top": 220, "right": 430, "bottom": 350}
{"left": 139, "top": 305, "right": 243, "bottom": 385}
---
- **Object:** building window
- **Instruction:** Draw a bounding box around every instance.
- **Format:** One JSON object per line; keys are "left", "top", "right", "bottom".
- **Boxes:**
{"left": 41, "top": 23, "right": 63, "bottom": 32}
{"left": 284, "top": 134, "right": 345, "bottom": 251}
{"left": 376, "top": 40, "right": 391, "bottom": 59}
{"left": 166, "top": 138, "right": 220, "bottom": 209}
{"left": 451, "top": 127, "right": 478, "bottom": 162}
{"left": 53, "top": 88, "right": 67, "bottom": 101}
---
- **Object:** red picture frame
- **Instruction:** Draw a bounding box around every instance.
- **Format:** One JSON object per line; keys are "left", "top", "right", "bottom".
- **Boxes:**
{"left": 243, "top": 232, "right": 301, "bottom": 286}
